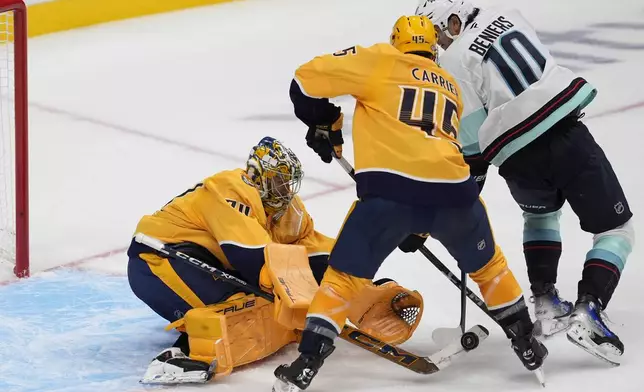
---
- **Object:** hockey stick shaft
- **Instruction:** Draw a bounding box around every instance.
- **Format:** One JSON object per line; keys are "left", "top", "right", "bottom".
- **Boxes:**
{"left": 417, "top": 246, "right": 495, "bottom": 321}
{"left": 134, "top": 232, "right": 439, "bottom": 374}
{"left": 460, "top": 271, "right": 467, "bottom": 334}
{"left": 135, "top": 233, "right": 275, "bottom": 301}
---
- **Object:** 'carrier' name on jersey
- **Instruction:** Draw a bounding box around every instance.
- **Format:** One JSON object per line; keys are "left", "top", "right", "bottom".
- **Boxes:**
{"left": 412, "top": 67, "right": 459, "bottom": 96}
{"left": 468, "top": 16, "right": 515, "bottom": 57}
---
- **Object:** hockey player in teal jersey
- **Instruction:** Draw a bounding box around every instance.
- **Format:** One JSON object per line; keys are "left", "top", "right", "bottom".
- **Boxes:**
{"left": 416, "top": 0, "right": 634, "bottom": 365}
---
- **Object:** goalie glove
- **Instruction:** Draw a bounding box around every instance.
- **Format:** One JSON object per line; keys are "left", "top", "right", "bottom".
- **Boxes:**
{"left": 348, "top": 278, "right": 424, "bottom": 345}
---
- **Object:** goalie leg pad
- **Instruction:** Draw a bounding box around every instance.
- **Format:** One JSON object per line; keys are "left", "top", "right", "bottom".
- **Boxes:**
{"left": 183, "top": 294, "right": 298, "bottom": 378}
{"left": 348, "top": 279, "right": 424, "bottom": 345}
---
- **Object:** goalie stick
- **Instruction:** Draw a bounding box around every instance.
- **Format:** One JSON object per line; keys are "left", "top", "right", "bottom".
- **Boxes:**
{"left": 333, "top": 156, "right": 546, "bottom": 387}
{"left": 134, "top": 233, "right": 486, "bottom": 375}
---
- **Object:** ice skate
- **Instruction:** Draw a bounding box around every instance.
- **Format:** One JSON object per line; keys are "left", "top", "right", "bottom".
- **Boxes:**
{"left": 506, "top": 319, "right": 549, "bottom": 372}
{"left": 531, "top": 283, "right": 573, "bottom": 338}
{"left": 567, "top": 295, "right": 623, "bottom": 366}
{"left": 140, "top": 347, "right": 214, "bottom": 385}
{"left": 273, "top": 341, "right": 335, "bottom": 392}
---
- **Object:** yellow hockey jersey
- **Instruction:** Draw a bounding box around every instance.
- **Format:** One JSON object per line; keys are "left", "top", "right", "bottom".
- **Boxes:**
{"left": 134, "top": 169, "right": 334, "bottom": 284}
{"left": 295, "top": 43, "right": 478, "bottom": 206}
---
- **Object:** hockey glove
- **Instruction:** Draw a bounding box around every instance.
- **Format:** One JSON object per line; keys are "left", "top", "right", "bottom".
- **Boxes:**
{"left": 398, "top": 233, "right": 429, "bottom": 253}
{"left": 305, "top": 113, "right": 344, "bottom": 163}
{"left": 465, "top": 155, "right": 490, "bottom": 194}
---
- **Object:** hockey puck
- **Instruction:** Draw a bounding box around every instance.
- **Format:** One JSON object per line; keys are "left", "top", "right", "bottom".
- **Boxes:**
{"left": 460, "top": 331, "right": 479, "bottom": 351}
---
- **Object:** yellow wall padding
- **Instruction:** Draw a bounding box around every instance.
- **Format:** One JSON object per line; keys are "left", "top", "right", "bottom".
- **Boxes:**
{"left": 27, "top": 0, "right": 237, "bottom": 37}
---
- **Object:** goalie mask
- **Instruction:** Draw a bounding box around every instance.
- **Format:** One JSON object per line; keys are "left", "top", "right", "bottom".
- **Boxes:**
{"left": 244, "top": 137, "right": 303, "bottom": 217}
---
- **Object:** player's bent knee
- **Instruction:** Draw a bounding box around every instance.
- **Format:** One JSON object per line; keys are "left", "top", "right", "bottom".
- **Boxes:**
{"left": 307, "top": 267, "right": 372, "bottom": 333}
{"left": 179, "top": 294, "right": 297, "bottom": 378}
{"left": 469, "top": 246, "right": 524, "bottom": 311}
{"left": 522, "top": 210, "right": 562, "bottom": 243}
{"left": 587, "top": 218, "right": 635, "bottom": 272}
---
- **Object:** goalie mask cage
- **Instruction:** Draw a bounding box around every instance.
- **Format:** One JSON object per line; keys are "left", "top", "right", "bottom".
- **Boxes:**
{"left": 0, "top": 0, "right": 28, "bottom": 278}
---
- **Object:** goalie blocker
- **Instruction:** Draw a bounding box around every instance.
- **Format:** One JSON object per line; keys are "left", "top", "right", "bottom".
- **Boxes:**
{"left": 129, "top": 242, "right": 424, "bottom": 384}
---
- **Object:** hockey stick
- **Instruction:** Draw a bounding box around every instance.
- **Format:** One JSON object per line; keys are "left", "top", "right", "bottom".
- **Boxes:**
{"left": 332, "top": 156, "right": 546, "bottom": 386}
{"left": 133, "top": 233, "right": 457, "bottom": 375}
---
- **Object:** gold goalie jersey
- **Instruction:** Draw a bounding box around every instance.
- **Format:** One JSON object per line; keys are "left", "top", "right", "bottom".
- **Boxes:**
{"left": 134, "top": 169, "right": 334, "bottom": 285}
{"left": 295, "top": 43, "right": 479, "bottom": 207}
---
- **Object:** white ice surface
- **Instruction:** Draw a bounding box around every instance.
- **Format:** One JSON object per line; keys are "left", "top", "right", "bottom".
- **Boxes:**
{"left": 0, "top": 0, "right": 643, "bottom": 391}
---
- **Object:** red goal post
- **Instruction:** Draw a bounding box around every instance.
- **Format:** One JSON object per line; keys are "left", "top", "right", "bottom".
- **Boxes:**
{"left": 0, "top": 0, "right": 28, "bottom": 278}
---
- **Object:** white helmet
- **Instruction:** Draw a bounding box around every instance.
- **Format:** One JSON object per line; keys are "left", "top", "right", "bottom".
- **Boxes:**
{"left": 415, "top": 0, "right": 475, "bottom": 39}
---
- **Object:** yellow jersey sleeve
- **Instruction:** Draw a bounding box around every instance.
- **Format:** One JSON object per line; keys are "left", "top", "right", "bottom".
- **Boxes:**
{"left": 190, "top": 170, "right": 271, "bottom": 286}
{"left": 295, "top": 45, "right": 378, "bottom": 100}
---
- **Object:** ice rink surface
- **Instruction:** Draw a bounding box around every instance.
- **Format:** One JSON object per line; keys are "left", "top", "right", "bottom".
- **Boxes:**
{"left": 0, "top": 0, "right": 643, "bottom": 391}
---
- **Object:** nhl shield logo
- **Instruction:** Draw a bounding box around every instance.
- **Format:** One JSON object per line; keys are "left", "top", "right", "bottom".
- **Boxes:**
{"left": 614, "top": 202, "right": 625, "bottom": 215}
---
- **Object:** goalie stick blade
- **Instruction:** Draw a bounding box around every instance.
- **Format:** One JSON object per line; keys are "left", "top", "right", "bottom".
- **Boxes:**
{"left": 427, "top": 325, "right": 489, "bottom": 371}
{"left": 340, "top": 325, "right": 489, "bottom": 375}
{"left": 341, "top": 326, "right": 439, "bottom": 374}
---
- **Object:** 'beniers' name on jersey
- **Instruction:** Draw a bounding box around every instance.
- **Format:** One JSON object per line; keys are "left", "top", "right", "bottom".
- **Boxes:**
{"left": 468, "top": 16, "right": 514, "bottom": 56}
{"left": 412, "top": 68, "right": 459, "bottom": 97}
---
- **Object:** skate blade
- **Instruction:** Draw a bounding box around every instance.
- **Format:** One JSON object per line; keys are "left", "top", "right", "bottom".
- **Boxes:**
{"left": 140, "top": 372, "right": 209, "bottom": 385}
{"left": 566, "top": 324, "right": 621, "bottom": 366}
{"left": 534, "top": 367, "right": 546, "bottom": 388}
{"left": 272, "top": 378, "right": 302, "bottom": 392}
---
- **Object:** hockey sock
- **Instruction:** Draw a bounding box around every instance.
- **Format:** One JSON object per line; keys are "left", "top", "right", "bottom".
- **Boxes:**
{"left": 522, "top": 211, "right": 562, "bottom": 293}
{"left": 524, "top": 240, "right": 562, "bottom": 294}
{"left": 306, "top": 266, "right": 371, "bottom": 335}
{"left": 580, "top": 220, "right": 633, "bottom": 308}
{"left": 578, "top": 259, "right": 620, "bottom": 309}
{"left": 469, "top": 245, "right": 524, "bottom": 314}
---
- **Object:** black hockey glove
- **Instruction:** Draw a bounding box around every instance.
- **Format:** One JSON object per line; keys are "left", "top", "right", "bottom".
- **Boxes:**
{"left": 398, "top": 233, "right": 429, "bottom": 253}
{"left": 465, "top": 155, "right": 490, "bottom": 194}
{"left": 305, "top": 113, "right": 344, "bottom": 163}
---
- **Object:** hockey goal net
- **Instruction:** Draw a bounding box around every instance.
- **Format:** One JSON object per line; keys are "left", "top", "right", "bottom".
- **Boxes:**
{"left": 0, "top": 0, "right": 28, "bottom": 278}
